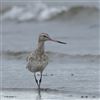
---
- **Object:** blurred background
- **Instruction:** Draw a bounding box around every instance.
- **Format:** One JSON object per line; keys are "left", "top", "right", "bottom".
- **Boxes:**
{"left": 0, "top": 0, "right": 100, "bottom": 54}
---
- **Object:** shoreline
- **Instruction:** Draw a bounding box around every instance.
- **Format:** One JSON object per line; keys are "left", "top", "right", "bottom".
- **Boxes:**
{"left": 0, "top": 88, "right": 99, "bottom": 100}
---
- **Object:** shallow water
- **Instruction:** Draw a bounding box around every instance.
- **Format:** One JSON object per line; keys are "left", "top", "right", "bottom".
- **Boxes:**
{"left": 1, "top": 53, "right": 100, "bottom": 98}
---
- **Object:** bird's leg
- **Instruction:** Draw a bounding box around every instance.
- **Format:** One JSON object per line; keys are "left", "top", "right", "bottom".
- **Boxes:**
{"left": 34, "top": 73, "right": 39, "bottom": 88}
{"left": 38, "top": 72, "right": 43, "bottom": 89}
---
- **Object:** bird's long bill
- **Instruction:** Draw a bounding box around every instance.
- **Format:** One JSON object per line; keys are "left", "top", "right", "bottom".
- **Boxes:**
{"left": 49, "top": 38, "right": 67, "bottom": 44}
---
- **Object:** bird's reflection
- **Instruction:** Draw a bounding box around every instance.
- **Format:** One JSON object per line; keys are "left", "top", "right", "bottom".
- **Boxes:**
{"left": 36, "top": 89, "right": 41, "bottom": 100}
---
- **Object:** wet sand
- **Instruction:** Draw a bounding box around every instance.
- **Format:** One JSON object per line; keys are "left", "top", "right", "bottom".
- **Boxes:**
{"left": 1, "top": 88, "right": 99, "bottom": 100}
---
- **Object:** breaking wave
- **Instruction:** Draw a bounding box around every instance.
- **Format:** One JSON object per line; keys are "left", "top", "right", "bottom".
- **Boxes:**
{"left": 1, "top": 2, "right": 99, "bottom": 22}
{"left": 1, "top": 51, "right": 100, "bottom": 63}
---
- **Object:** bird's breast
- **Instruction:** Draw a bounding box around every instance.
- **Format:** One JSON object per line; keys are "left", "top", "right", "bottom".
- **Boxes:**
{"left": 36, "top": 54, "right": 48, "bottom": 67}
{"left": 26, "top": 54, "right": 48, "bottom": 72}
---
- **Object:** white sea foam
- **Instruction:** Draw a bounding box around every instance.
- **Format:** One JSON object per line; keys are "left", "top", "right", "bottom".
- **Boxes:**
{"left": 1, "top": 2, "right": 99, "bottom": 22}
{"left": 2, "top": 6, "right": 24, "bottom": 20}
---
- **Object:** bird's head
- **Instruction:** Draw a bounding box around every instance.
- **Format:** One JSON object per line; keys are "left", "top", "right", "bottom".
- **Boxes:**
{"left": 39, "top": 33, "right": 50, "bottom": 41}
{"left": 39, "top": 33, "right": 67, "bottom": 44}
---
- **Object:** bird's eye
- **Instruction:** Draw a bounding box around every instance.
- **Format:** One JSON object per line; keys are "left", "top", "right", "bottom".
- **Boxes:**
{"left": 43, "top": 35, "right": 47, "bottom": 38}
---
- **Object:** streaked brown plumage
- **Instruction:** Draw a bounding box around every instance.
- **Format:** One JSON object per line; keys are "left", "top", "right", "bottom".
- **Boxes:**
{"left": 26, "top": 33, "right": 66, "bottom": 89}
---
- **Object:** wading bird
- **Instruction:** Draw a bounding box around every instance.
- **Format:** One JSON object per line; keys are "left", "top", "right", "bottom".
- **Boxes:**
{"left": 26, "top": 33, "right": 66, "bottom": 89}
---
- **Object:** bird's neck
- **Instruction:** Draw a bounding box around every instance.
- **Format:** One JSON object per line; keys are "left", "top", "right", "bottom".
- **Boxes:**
{"left": 37, "top": 40, "right": 45, "bottom": 54}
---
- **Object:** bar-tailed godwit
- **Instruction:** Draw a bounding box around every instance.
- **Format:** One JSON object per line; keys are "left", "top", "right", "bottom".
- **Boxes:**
{"left": 26, "top": 33, "right": 66, "bottom": 89}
